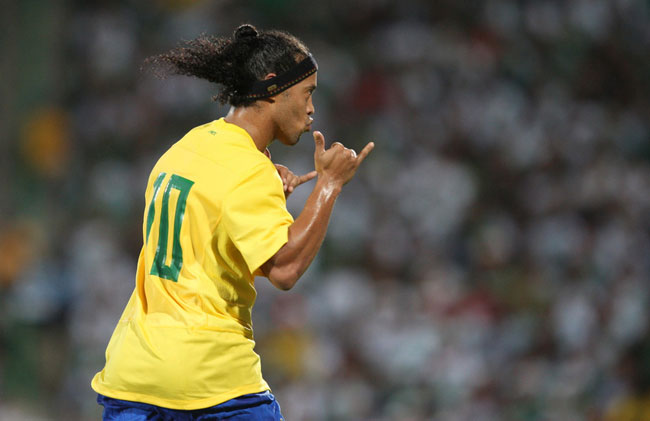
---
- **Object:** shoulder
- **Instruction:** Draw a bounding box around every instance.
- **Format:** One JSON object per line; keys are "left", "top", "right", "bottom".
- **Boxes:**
{"left": 233, "top": 159, "right": 282, "bottom": 189}
{"left": 150, "top": 120, "right": 279, "bottom": 190}
{"left": 223, "top": 157, "right": 284, "bottom": 205}
{"left": 174, "top": 121, "right": 268, "bottom": 169}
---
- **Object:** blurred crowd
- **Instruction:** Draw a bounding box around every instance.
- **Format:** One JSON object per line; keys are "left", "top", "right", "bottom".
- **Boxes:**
{"left": 2, "top": 0, "right": 649, "bottom": 420}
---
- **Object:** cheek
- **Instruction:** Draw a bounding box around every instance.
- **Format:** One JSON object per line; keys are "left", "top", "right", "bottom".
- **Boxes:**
{"left": 290, "top": 103, "right": 304, "bottom": 124}
{"left": 277, "top": 96, "right": 306, "bottom": 132}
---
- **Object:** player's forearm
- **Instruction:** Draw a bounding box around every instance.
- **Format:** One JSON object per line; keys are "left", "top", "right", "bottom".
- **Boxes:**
{"left": 262, "top": 177, "right": 341, "bottom": 290}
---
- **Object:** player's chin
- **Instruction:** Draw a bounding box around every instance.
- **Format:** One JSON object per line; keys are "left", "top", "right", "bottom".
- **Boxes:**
{"left": 298, "top": 124, "right": 312, "bottom": 139}
{"left": 292, "top": 127, "right": 310, "bottom": 143}
{"left": 279, "top": 132, "right": 301, "bottom": 146}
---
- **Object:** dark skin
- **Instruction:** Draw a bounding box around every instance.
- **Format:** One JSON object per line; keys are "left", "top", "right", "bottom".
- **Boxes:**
{"left": 225, "top": 72, "right": 374, "bottom": 290}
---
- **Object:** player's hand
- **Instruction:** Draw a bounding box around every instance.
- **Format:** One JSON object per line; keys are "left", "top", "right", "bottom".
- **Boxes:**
{"left": 313, "top": 131, "right": 374, "bottom": 188}
{"left": 275, "top": 164, "right": 317, "bottom": 198}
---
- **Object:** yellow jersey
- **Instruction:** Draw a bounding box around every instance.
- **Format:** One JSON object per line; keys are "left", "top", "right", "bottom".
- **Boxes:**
{"left": 91, "top": 118, "right": 294, "bottom": 410}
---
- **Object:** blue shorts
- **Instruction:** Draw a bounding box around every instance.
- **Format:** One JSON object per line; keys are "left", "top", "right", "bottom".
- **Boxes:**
{"left": 97, "top": 391, "right": 284, "bottom": 421}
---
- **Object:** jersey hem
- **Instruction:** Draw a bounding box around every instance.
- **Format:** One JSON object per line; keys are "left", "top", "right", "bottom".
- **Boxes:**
{"left": 91, "top": 379, "right": 271, "bottom": 411}
{"left": 115, "top": 320, "right": 255, "bottom": 340}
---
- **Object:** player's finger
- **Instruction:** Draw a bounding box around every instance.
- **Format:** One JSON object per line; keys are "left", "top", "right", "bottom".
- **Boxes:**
{"left": 355, "top": 142, "right": 375, "bottom": 165}
{"left": 297, "top": 171, "right": 318, "bottom": 185}
{"left": 313, "top": 131, "right": 325, "bottom": 154}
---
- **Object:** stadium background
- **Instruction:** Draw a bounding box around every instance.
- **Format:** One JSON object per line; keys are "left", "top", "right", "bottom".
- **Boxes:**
{"left": 1, "top": 0, "right": 649, "bottom": 419}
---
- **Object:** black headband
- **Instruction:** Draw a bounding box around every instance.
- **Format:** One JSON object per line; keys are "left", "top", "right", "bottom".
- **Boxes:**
{"left": 243, "top": 54, "right": 318, "bottom": 99}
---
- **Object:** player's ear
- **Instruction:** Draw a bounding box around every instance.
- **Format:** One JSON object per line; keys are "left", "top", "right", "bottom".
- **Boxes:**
{"left": 263, "top": 73, "right": 277, "bottom": 80}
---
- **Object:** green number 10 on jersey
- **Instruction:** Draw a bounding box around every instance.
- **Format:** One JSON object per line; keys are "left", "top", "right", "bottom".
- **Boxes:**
{"left": 145, "top": 172, "right": 195, "bottom": 282}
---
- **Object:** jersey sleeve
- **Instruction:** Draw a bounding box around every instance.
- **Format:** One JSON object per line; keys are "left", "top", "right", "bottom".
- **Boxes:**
{"left": 222, "top": 162, "right": 294, "bottom": 274}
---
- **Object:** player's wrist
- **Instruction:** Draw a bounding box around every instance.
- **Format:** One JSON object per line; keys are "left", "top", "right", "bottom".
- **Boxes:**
{"left": 315, "top": 175, "right": 343, "bottom": 196}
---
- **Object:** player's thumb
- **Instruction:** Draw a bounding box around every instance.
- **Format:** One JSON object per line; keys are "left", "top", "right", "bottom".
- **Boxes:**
{"left": 313, "top": 131, "right": 325, "bottom": 154}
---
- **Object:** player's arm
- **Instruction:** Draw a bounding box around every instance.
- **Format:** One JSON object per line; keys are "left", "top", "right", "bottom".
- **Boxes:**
{"left": 260, "top": 131, "right": 374, "bottom": 290}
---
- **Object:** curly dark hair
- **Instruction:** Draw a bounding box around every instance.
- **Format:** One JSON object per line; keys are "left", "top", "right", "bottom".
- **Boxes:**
{"left": 144, "top": 24, "right": 310, "bottom": 107}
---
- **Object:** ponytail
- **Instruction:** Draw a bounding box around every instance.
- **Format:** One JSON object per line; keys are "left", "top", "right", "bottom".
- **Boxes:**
{"left": 144, "top": 24, "right": 310, "bottom": 107}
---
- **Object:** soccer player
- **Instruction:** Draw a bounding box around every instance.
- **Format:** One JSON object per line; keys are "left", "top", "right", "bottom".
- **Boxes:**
{"left": 90, "top": 24, "right": 374, "bottom": 420}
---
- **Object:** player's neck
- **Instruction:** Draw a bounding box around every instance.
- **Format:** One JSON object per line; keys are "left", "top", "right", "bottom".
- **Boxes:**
{"left": 224, "top": 106, "right": 273, "bottom": 152}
